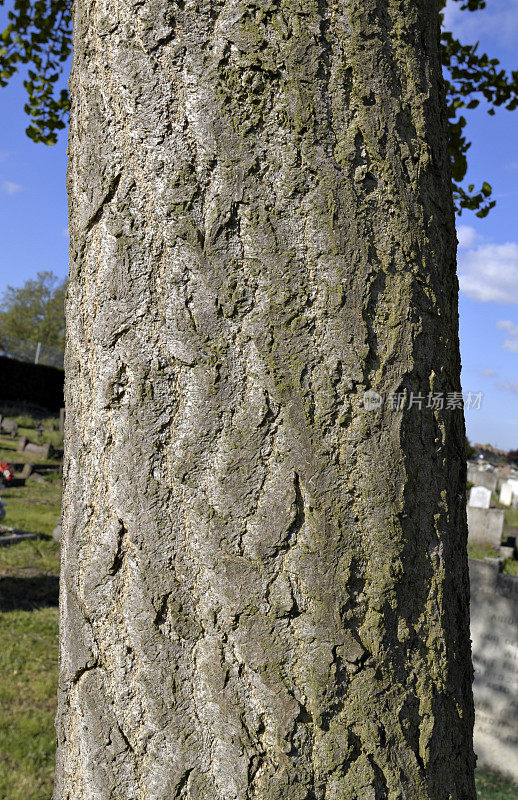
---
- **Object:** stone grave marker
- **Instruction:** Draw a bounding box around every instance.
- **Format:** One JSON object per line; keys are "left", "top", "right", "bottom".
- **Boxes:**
{"left": 470, "top": 559, "right": 518, "bottom": 783}
{"left": 467, "top": 465, "right": 498, "bottom": 492}
{"left": 27, "top": 472, "right": 45, "bottom": 484}
{"left": 52, "top": 521, "right": 62, "bottom": 543}
{"left": 17, "top": 436, "right": 28, "bottom": 453}
{"left": 467, "top": 507, "right": 504, "bottom": 548}
{"left": 1, "top": 418, "right": 18, "bottom": 438}
{"left": 41, "top": 441, "right": 52, "bottom": 460}
{"left": 16, "top": 437, "right": 53, "bottom": 460}
{"left": 469, "top": 486, "right": 491, "bottom": 509}
{"left": 499, "top": 482, "right": 514, "bottom": 507}
{"left": 23, "top": 441, "right": 52, "bottom": 459}
{"left": 20, "top": 463, "right": 33, "bottom": 480}
{"left": 500, "top": 544, "right": 515, "bottom": 560}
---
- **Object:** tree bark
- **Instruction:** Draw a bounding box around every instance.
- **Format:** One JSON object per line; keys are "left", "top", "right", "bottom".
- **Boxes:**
{"left": 56, "top": 0, "right": 475, "bottom": 798}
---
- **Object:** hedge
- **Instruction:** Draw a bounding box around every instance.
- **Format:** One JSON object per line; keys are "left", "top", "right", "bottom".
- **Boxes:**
{"left": 0, "top": 356, "right": 64, "bottom": 413}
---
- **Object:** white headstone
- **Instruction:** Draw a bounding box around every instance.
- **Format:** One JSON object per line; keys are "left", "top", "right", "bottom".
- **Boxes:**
{"left": 500, "top": 482, "right": 514, "bottom": 507}
{"left": 508, "top": 478, "right": 518, "bottom": 493}
{"left": 469, "top": 486, "right": 491, "bottom": 509}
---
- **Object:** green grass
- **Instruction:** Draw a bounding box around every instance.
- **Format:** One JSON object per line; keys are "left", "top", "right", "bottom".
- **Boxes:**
{"left": 0, "top": 432, "right": 62, "bottom": 467}
{"left": 502, "top": 558, "right": 518, "bottom": 577}
{"left": 467, "top": 541, "right": 500, "bottom": 560}
{"left": 0, "top": 418, "right": 517, "bottom": 797}
{"left": 0, "top": 412, "right": 61, "bottom": 798}
{"left": 0, "top": 501, "right": 60, "bottom": 798}
{"left": 0, "top": 419, "right": 62, "bottom": 540}
{"left": 0, "top": 606, "right": 58, "bottom": 800}
{"left": 504, "top": 506, "right": 518, "bottom": 528}
{"left": 1, "top": 477, "right": 61, "bottom": 538}
{"left": 491, "top": 495, "right": 518, "bottom": 528}
{"left": 476, "top": 770, "right": 518, "bottom": 799}
{"left": 0, "top": 402, "right": 63, "bottom": 465}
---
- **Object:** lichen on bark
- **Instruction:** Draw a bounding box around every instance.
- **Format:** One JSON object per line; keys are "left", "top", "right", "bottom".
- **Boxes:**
{"left": 56, "top": 0, "right": 475, "bottom": 797}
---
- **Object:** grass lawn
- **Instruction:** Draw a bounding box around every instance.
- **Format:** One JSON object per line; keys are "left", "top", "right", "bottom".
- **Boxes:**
{"left": 0, "top": 419, "right": 516, "bottom": 797}
{"left": 0, "top": 535, "right": 60, "bottom": 799}
{"left": 0, "top": 415, "right": 61, "bottom": 800}
{"left": 0, "top": 602, "right": 58, "bottom": 799}
{"left": 477, "top": 770, "right": 518, "bottom": 800}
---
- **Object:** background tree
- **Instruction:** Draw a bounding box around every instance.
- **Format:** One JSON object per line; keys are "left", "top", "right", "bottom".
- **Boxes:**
{"left": 1, "top": 0, "right": 515, "bottom": 217}
{"left": 55, "top": 0, "right": 475, "bottom": 797}
{"left": 466, "top": 436, "right": 476, "bottom": 460}
{"left": 0, "top": 270, "right": 66, "bottom": 349}
{"left": 506, "top": 449, "right": 518, "bottom": 466}
{"left": 439, "top": 0, "right": 518, "bottom": 217}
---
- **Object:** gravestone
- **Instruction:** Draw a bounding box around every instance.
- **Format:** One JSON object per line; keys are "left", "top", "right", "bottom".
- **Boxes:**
{"left": 27, "top": 472, "right": 46, "bottom": 484}
{"left": 1, "top": 418, "right": 18, "bottom": 438}
{"left": 467, "top": 465, "right": 498, "bottom": 493}
{"left": 469, "top": 486, "right": 491, "bottom": 509}
{"left": 500, "top": 482, "right": 514, "bottom": 507}
{"left": 20, "top": 463, "right": 33, "bottom": 480}
{"left": 17, "top": 436, "right": 28, "bottom": 453}
{"left": 24, "top": 442, "right": 40, "bottom": 455}
{"left": 470, "top": 559, "right": 518, "bottom": 783}
{"left": 23, "top": 441, "right": 52, "bottom": 460}
{"left": 467, "top": 507, "right": 504, "bottom": 549}
{"left": 16, "top": 437, "right": 53, "bottom": 460}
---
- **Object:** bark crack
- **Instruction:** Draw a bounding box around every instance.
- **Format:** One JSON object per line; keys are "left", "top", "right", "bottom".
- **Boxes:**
{"left": 83, "top": 172, "right": 122, "bottom": 235}
{"left": 109, "top": 519, "right": 128, "bottom": 576}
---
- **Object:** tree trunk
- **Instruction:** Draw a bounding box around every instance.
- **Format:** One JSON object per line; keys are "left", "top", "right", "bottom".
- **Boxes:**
{"left": 56, "top": 0, "right": 475, "bottom": 797}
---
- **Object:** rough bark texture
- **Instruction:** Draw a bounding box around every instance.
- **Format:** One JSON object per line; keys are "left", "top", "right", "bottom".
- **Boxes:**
{"left": 56, "top": 0, "right": 475, "bottom": 797}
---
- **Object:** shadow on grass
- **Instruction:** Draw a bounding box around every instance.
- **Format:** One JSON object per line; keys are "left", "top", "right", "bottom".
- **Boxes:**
{"left": 0, "top": 575, "right": 59, "bottom": 611}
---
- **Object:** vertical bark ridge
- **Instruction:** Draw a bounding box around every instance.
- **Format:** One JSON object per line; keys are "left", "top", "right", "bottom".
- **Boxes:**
{"left": 56, "top": 0, "right": 475, "bottom": 797}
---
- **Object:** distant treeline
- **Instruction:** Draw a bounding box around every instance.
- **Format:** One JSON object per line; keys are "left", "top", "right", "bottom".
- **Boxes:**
{"left": 0, "top": 356, "right": 64, "bottom": 413}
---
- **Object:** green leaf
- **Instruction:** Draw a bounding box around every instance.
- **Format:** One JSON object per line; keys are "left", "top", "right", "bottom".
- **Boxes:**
{"left": 0, "top": 0, "right": 516, "bottom": 219}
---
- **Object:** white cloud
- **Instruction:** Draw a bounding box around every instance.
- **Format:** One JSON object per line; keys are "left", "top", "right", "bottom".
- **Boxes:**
{"left": 2, "top": 180, "right": 22, "bottom": 196}
{"left": 443, "top": 0, "right": 518, "bottom": 48}
{"left": 496, "top": 320, "right": 518, "bottom": 353}
{"left": 497, "top": 320, "right": 518, "bottom": 336}
{"left": 61, "top": 226, "right": 69, "bottom": 239}
{"left": 457, "top": 225, "right": 479, "bottom": 250}
{"left": 458, "top": 242, "right": 518, "bottom": 304}
{"left": 476, "top": 367, "right": 500, "bottom": 379}
{"left": 498, "top": 379, "right": 518, "bottom": 396}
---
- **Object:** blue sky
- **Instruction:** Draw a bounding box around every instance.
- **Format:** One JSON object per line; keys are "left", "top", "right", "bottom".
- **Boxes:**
{"left": 443, "top": 0, "right": 518, "bottom": 449}
{"left": 0, "top": 2, "right": 517, "bottom": 447}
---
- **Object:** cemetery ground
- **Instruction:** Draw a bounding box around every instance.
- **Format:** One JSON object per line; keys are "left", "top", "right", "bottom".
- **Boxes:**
{"left": 467, "top": 484, "right": 518, "bottom": 577}
{"left": 0, "top": 410, "right": 61, "bottom": 799}
{"left": 0, "top": 415, "right": 516, "bottom": 798}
